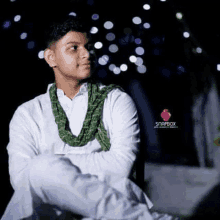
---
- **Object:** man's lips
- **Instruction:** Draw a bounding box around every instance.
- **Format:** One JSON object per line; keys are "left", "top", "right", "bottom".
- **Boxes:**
{"left": 79, "top": 62, "right": 90, "bottom": 65}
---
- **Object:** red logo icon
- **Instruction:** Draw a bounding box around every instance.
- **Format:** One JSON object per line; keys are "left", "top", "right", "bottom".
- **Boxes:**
{"left": 160, "top": 109, "right": 171, "bottom": 121}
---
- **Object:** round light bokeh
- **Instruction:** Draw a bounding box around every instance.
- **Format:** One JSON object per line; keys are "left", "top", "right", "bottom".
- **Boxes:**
{"left": 90, "top": 27, "right": 98, "bottom": 34}
{"left": 104, "top": 21, "right": 114, "bottom": 29}
{"left": 120, "top": 64, "right": 128, "bottom": 71}
{"left": 109, "top": 44, "right": 118, "bottom": 53}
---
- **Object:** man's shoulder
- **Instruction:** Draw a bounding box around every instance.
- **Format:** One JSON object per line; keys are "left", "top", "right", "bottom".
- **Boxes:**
{"left": 97, "top": 81, "right": 126, "bottom": 96}
{"left": 14, "top": 87, "right": 50, "bottom": 117}
{"left": 96, "top": 81, "right": 133, "bottom": 107}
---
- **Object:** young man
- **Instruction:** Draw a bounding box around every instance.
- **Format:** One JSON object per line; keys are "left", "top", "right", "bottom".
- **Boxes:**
{"left": 1, "top": 15, "right": 153, "bottom": 220}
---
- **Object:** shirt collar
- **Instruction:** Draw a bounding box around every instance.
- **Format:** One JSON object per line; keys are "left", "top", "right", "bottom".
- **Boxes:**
{"left": 47, "top": 82, "right": 88, "bottom": 98}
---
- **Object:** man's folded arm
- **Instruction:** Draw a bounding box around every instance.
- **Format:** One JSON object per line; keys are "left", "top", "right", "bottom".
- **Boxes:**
{"left": 65, "top": 91, "right": 141, "bottom": 178}
{"left": 7, "top": 107, "right": 39, "bottom": 191}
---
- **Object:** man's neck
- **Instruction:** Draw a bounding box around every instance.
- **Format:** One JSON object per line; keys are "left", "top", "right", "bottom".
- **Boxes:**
{"left": 55, "top": 75, "right": 83, "bottom": 100}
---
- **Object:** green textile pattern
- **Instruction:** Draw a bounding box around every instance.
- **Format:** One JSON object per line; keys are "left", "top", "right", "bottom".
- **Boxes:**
{"left": 49, "top": 79, "right": 124, "bottom": 151}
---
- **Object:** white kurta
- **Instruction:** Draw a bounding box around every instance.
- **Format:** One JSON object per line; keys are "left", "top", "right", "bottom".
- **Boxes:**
{"left": 1, "top": 82, "right": 153, "bottom": 220}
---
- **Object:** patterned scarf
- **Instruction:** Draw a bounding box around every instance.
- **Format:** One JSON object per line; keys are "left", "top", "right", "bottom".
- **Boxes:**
{"left": 49, "top": 79, "right": 124, "bottom": 151}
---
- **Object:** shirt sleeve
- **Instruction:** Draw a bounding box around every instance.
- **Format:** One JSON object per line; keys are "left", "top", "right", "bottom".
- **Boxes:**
{"left": 65, "top": 89, "right": 141, "bottom": 178}
{"left": 7, "top": 106, "right": 39, "bottom": 191}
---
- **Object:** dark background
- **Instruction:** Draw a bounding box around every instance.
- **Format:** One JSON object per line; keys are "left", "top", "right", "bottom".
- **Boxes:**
{"left": 1, "top": 0, "right": 220, "bottom": 217}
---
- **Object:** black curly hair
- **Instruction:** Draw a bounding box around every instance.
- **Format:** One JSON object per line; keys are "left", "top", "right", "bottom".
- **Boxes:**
{"left": 44, "top": 15, "right": 92, "bottom": 49}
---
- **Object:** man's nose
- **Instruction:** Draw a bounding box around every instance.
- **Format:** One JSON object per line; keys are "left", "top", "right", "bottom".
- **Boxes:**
{"left": 81, "top": 47, "right": 90, "bottom": 59}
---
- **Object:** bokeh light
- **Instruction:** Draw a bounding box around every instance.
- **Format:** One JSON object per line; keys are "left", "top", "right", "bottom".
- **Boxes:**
{"left": 196, "top": 47, "right": 202, "bottom": 53}
{"left": 109, "top": 44, "right": 118, "bottom": 53}
{"left": 20, "top": 32, "right": 27, "bottom": 40}
{"left": 94, "top": 42, "right": 103, "bottom": 49}
{"left": 176, "top": 12, "right": 183, "bottom": 20}
{"left": 135, "top": 38, "right": 142, "bottom": 44}
{"left": 120, "top": 64, "right": 128, "bottom": 71}
{"left": 135, "top": 57, "right": 144, "bottom": 66}
{"left": 14, "top": 15, "right": 21, "bottom": 22}
{"left": 143, "top": 4, "right": 151, "bottom": 10}
{"left": 109, "top": 64, "right": 116, "bottom": 71}
{"left": 98, "top": 57, "right": 108, "bottom": 65}
{"left": 102, "top": 55, "right": 109, "bottom": 62}
{"left": 129, "top": 55, "right": 137, "bottom": 63}
{"left": 106, "top": 33, "right": 115, "bottom": 41}
{"left": 135, "top": 47, "right": 145, "bottom": 55}
{"left": 183, "top": 32, "right": 190, "bottom": 38}
{"left": 3, "top": 21, "right": 11, "bottom": 29}
{"left": 90, "top": 27, "right": 98, "bottom": 34}
{"left": 92, "top": 14, "right": 99, "bottom": 20}
{"left": 143, "top": 22, "right": 151, "bottom": 29}
{"left": 27, "top": 41, "right": 35, "bottom": 49}
{"left": 69, "top": 12, "right": 77, "bottom": 16}
{"left": 104, "top": 21, "right": 114, "bottom": 29}
{"left": 132, "top": 17, "right": 142, "bottom": 25}
{"left": 113, "top": 67, "right": 121, "bottom": 74}
{"left": 137, "top": 65, "right": 147, "bottom": 73}
{"left": 38, "top": 50, "right": 44, "bottom": 59}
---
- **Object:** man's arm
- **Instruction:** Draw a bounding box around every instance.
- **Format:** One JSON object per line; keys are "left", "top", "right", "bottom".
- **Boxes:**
{"left": 65, "top": 89, "right": 140, "bottom": 178}
{"left": 7, "top": 106, "right": 39, "bottom": 191}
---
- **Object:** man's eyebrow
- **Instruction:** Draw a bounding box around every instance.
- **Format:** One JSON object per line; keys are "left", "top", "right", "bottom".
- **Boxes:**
{"left": 66, "top": 41, "right": 91, "bottom": 45}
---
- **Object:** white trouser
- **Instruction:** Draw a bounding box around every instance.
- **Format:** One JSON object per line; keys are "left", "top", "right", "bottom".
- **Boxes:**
{"left": 1, "top": 154, "right": 153, "bottom": 220}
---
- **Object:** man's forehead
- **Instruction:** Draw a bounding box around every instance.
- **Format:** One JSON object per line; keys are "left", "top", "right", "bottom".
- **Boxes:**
{"left": 60, "top": 31, "right": 89, "bottom": 46}
{"left": 49, "top": 31, "right": 90, "bottom": 51}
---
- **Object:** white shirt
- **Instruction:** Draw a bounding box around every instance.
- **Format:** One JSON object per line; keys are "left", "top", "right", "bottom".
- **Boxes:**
{"left": 7, "top": 82, "right": 141, "bottom": 191}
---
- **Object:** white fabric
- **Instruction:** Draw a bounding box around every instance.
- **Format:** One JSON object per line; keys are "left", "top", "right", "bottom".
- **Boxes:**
{"left": 192, "top": 75, "right": 220, "bottom": 167}
{"left": 2, "top": 82, "right": 153, "bottom": 219}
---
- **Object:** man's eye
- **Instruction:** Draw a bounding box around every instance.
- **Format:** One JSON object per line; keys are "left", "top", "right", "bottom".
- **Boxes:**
{"left": 71, "top": 45, "right": 78, "bottom": 50}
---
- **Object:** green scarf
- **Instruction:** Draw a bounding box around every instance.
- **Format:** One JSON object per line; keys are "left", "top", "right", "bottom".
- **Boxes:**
{"left": 49, "top": 79, "right": 124, "bottom": 151}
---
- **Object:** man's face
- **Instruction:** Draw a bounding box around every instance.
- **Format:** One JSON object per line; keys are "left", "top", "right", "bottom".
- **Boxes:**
{"left": 51, "top": 31, "right": 92, "bottom": 80}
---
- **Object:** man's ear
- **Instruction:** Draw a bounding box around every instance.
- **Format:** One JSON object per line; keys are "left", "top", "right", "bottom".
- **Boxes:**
{"left": 44, "top": 48, "right": 57, "bottom": 68}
